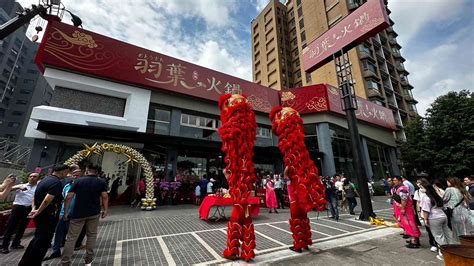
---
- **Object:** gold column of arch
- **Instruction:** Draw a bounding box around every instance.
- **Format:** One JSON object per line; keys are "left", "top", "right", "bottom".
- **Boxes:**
{"left": 65, "top": 143, "right": 156, "bottom": 210}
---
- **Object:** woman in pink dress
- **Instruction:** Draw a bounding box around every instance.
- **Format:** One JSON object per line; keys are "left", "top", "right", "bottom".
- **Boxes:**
{"left": 392, "top": 176, "right": 421, "bottom": 248}
{"left": 266, "top": 177, "right": 278, "bottom": 213}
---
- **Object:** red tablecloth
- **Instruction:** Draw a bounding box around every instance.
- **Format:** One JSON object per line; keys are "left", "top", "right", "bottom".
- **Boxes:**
{"left": 199, "top": 196, "right": 260, "bottom": 221}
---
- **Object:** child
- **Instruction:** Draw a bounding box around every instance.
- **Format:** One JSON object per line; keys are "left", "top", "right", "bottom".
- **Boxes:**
{"left": 195, "top": 184, "right": 201, "bottom": 205}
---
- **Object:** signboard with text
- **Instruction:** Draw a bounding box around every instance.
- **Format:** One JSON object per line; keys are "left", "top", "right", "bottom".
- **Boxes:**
{"left": 281, "top": 84, "right": 396, "bottom": 130}
{"left": 35, "top": 21, "right": 280, "bottom": 113}
{"left": 302, "top": 0, "right": 389, "bottom": 72}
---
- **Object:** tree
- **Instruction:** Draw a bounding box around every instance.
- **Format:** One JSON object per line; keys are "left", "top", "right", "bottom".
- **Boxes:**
{"left": 400, "top": 116, "right": 429, "bottom": 176}
{"left": 401, "top": 90, "right": 474, "bottom": 179}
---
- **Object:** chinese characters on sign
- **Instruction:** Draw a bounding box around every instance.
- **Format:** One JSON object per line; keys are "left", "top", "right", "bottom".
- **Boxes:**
{"left": 307, "top": 12, "right": 370, "bottom": 61}
{"left": 134, "top": 53, "right": 243, "bottom": 95}
{"left": 355, "top": 100, "right": 388, "bottom": 123}
{"left": 302, "top": 0, "right": 389, "bottom": 72}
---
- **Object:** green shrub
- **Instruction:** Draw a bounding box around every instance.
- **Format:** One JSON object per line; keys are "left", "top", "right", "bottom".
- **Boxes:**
{"left": 0, "top": 201, "right": 13, "bottom": 212}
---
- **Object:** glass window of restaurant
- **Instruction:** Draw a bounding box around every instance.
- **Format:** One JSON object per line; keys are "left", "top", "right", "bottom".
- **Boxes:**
{"left": 180, "top": 113, "right": 221, "bottom": 141}
{"left": 330, "top": 125, "right": 355, "bottom": 179}
{"left": 366, "top": 140, "right": 391, "bottom": 180}
{"left": 147, "top": 104, "right": 171, "bottom": 134}
{"left": 303, "top": 124, "right": 321, "bottom": 169}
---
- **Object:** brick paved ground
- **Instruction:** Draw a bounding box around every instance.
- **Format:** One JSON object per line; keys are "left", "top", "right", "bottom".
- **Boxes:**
{"left": 0, "top": 196, "right": 397, "bottom": 265}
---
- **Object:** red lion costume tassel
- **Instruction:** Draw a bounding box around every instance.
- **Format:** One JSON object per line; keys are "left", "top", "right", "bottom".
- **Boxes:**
{"left": 218, "top": 94, "right": 257, "bottom": 261}
{"left": 270, "top": 107, "right": 326, "bottom": 252}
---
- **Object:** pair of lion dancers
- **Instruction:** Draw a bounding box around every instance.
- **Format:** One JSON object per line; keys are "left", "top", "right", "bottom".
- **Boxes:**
{"left": 218, "top": 94, "right": 326, "bottom": 261}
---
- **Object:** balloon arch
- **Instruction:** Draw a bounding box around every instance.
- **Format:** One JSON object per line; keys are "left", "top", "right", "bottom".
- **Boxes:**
{"left": 64, "top": 143, "right": 156, "bottom": 210}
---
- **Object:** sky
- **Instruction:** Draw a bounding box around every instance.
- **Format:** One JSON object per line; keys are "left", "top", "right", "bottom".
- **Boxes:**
{"left": 16, "top": 0, "right": 474, "bottom": 116}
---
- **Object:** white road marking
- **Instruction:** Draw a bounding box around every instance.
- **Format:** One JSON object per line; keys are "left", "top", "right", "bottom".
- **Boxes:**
{"left": 113, "top": 240, "right": 122, "bottom": 266}
{"left": 321, "top": 218, "right": 366, "bottom": 230}
{"left": 191, "top": 232, "right": 222, "bottom": 260}
{"left": 157, "top": 236, "right": 176, "bottom": 266}
{"left": 311, "top": 229, "right": 331, "bottom": 237}
{"left": 265, "top": 223, "right": 292, "bottom": 234}
{"left": 310, "top": 221, "right": 350, "bottom": 233}
{"left": 254, "top": 230, "right": 286, "bottom": 246}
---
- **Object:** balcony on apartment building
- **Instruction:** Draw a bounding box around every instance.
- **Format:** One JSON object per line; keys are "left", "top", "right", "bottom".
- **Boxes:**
{"left": 383, "top": 81, "right": 393, "bottom": 94}
{"left": 358, "top": 45, "right": 375, "bottom": 62}
{"left": 372, "top": 37, "right": 381, "bottom": 48}
{"left": 366, "top": 79, "right": 384, "bottom": 100}
{"left": 362, "top": 63, "right": 379, "bottom": 79}
{"left": 396, "top": 63, "right": 409, "bottom": 75}
{"left": 388, "top": 97, "right": 398, "bottom": 110}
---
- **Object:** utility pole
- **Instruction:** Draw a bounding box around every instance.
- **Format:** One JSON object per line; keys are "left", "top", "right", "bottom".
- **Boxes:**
{"left": 335, "top": 50, "right": 375, "bottom": 221}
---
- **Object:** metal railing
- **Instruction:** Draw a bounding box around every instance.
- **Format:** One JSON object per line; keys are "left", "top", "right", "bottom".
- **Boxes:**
{"left": 0, "top": 138, "right": 31, "bottom": 167}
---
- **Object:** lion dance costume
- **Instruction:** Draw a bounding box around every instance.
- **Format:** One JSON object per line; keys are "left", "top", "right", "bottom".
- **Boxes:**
{"left": 218, "top": 94, "right": 257, "bottom": 261}
{"left": 270, "top": 107, "right": 326, "bottom": 252}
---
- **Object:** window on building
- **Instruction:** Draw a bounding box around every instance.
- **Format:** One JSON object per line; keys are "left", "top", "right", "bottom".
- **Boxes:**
{"left": 16, "top": 100, "right": 27, "bottom": 105}
{"left": 408, "top": 104, "right": 417, "bottom": 112}
{"left": 12, "top": 111, "right": 23, "bottom": 116}
{"left": 297, "top": 7, "right": 303, "bottom": 17}
{"left": 14, "top": 38, "right": 22, "bottom": 47}
{"left": 8, "top": 122, "right": 20, "bottom": 128}
{"left": 27, "top": 69, "right": 37, "bottom": 74}
{"left": 0, "top": 109, "right": 5, "bottom": 119}
{"left": 306, "top": 73, "right": 312, "bottom": 84}
{"left": 362, "top": 60, "right": 377, "bottom": 73}
{"left": 371, "top": 100, "right": 385, "bottom": 106}
{"left": 366, "top": 79, "right": 380, "bottom": 91}
{"left": 300, "top": 31, "right": 306, "bottom": 42}
{"left": 296, "top": 0, "right": 302, "bottom": 5}
{"left": 358, "top": 44, "right": 371, "bottom": 54}
{"left": 147, "top": 106, "right": 171, "bottom": 135}
{"left": 257, "top": 127, "right": 272, "bottom": 138}
{"left": 23, "top": 79, "right": 35, "bottom": 84}
{"left": 299, "top": 18, "right": 304, "bottom": 29}
{"left": 2, "top": 69, "right": 10, "bottom": 78}
{"left": 10, "top": 48, "right": 18, "bottom": 56}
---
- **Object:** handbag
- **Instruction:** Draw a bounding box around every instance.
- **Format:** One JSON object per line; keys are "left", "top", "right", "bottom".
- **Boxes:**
{"left": 444, "top": 198, "right": 464, "bottom": 230}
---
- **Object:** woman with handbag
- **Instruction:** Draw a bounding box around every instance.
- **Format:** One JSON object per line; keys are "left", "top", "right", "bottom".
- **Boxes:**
{"left": 444, "top": 177, "right": 473, "bottom": 243}
{"left": 392, "top": 176, "right": 421, "bottom": 248}
{"left": 419, "top": 179, "right": 454, "bottom": 261}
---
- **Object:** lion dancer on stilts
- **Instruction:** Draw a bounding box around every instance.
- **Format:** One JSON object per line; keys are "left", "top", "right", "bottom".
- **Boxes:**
{"left": 270, "top": 107, "right": 326, "bottom": 252}
{"left": 218, "top": 94, "right": 257, "bottom": 261}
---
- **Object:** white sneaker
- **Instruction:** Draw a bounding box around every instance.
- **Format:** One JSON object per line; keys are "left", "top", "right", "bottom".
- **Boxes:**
{"left": 436, "top": 254, "right": 443, "bottom": 261}
{"left": 430, "top": 246, "right": 438, "bottom": 252}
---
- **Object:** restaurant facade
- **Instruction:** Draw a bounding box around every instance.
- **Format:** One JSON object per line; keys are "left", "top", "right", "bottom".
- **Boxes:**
{"left": 24, "top": 21, "right": 400, "bottom": 196}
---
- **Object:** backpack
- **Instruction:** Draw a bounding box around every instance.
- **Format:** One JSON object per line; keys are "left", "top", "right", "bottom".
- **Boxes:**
{"left": 344, "top": 184, "right": 355, "bottom": 198}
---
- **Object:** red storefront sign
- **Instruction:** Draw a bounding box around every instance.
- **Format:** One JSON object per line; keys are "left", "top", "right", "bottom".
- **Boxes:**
{"left": 35, "top": 21, "right": 280, "bottom": 113}
{"left": 281, "top": 85, "right": 396, "bottom": 130}
{"left": 302, "top": 0, "right": 389, "bottom": 72}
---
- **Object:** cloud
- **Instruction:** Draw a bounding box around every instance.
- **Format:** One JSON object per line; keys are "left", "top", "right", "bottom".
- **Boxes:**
{"left": 252, "top": 0, "right": 270, "bottom": 12}
{"left": 15, "top": 0, "right": 253, "bottom": 81}
{"left": 388, "top": 0, "right": 473, "bottom": 116}
{"left": 388, "top": 0, "right": 467, "bottom": 46}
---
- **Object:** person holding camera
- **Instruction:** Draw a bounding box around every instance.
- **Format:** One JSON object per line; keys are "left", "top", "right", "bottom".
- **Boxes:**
{"left": 324, "top": 176, "right": 339, "bottom": 220}
{"left": 1, "top": 173, "right": 40, "bottom": 254}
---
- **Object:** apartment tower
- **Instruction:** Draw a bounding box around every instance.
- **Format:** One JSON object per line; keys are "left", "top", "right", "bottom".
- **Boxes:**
{"left": 251, "top": 0, "right": 418, "bottom": 143}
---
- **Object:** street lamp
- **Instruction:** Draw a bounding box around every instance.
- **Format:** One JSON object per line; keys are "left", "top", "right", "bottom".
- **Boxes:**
{"left": 335, "top": 51, "right": 375, "bottom": 221}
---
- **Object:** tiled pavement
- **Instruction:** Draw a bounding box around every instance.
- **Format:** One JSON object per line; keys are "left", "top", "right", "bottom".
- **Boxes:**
{"left": 0, "top": 197, "right": 396, "bottom": 265}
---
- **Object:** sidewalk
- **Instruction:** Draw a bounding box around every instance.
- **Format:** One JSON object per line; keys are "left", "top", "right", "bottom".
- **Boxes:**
{"left": 0, "top": 196, "right": 432, "bottom": 265}
{"left": 268, "top": 229, "right": 443, "bottom": 265}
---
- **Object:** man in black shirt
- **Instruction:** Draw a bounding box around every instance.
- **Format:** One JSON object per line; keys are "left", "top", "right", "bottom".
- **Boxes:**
{"left": 19, "top": 164, "right": 70, "bottom": 266}
{"left": 61, "top": 164, "right": 108, "bottom": 266}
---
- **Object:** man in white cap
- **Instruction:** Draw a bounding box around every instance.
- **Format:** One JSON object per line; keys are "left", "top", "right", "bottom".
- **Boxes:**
{"left": 207, "top": 178, "right": 215, "bottom": 194}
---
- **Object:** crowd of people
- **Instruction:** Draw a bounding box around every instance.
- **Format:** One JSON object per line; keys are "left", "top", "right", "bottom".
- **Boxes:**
{"left": 389, "top": 175, "right": 473, "bottom": 261}
{"left": 0, "top": 164, "right": 108, "bottom": 265}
